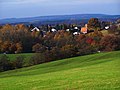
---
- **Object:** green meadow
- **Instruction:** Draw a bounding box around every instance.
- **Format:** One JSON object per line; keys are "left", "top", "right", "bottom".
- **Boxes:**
{"left": 0, "top": 53, "right": 33, "bottom": 61}
{"left": 0, "top": 51, "right": 120, "bottom": 90}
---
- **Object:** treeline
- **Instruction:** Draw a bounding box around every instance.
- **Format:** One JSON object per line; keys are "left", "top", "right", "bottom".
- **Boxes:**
{"left": 1, "top": 30, "right": 120, "bottom": 71}
{"left": 0, "top": 24, "right": 33, "bottom": 53}
{"left": 0, "top": 18, "right": 119, "bottom": 54}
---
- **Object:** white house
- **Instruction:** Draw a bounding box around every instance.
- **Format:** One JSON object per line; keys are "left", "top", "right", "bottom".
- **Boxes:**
{"left": 31, "top": 27, "right": 40, "bottom": 32}
{"left": 74, "top": 27, "right": 78, "bottom": 30}
{"left": 73, "top": 32, "right": 80, "bottom": 35}
{"left": 66, "top": 29, "right": 70, "bottom": 32}
{"left": 105, "top": 26, "right": 109, "bottom": 30}
{"left": 51, "top": 28, "right": 57, "bottom": 32}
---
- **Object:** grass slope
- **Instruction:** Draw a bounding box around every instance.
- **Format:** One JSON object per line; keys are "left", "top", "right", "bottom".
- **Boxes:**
{"left": 0, "top": 51, "right": 120, "bottom": 90}
{"left": 0, "top": 53, "right": 33, "bottom": 61}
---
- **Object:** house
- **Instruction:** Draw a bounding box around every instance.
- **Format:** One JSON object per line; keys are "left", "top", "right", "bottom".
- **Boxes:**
{"left": 74, "top": 26, "right": 78, "bottom": 30}
{"left": 81, "top": 24, "right": 88, "bottom": 34}
{"left": 81, "top": 27, "right": 87, "bottom": 34}
{"left": 31, "top": 27, "right": 40, "bottom": 32}
{"left": 73, "top": 32, "right": 80, "bottom": 35}
{"left": 105, "top": 26, "right": 109, "bottom": 30}
{"left": 66, "top": 29, "right": 70, "bottom": 32}
{"left": 51, "top": 28, "right": 57, "bottom": 32}
{"left": 74, "top": 26, "right": 79, "bottom": 32}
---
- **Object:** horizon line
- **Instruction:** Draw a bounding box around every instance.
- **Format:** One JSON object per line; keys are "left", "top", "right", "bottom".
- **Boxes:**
{"left": 0, "top": 13, "right": 120, "bottom": 20}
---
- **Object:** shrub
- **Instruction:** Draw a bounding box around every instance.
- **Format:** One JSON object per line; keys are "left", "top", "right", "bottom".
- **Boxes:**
{"left": 29, "top": 53, "right": 46, "bottom": 65}
{"left": 32, "top": 43, "right": 46, "bottom": 53}
{"left": 0, "top": 55, "right": 12, "bottom": 71}
{"left": 14, "top": 56, "right": 25, "bottom": 68}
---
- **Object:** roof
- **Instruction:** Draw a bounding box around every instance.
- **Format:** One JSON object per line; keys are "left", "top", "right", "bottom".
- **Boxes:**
{"left": 31, "top": 27, "right": 40, "bottom": 32}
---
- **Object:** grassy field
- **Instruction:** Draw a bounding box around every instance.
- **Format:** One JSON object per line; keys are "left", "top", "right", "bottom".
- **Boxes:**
{"left": 0, "top": 53, "right": 34, "bottom": 66}
{"left": 100, "top": 30, "right": 109, "bottom": 35}
{"left": 0, "top": 53, "right": 33, "bottom": 61}
{"left": 0, "top": 51, "right": 120, "bottom": 90}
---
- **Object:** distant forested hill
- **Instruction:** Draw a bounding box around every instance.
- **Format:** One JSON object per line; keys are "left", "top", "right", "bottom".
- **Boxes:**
{"left": 0, "top": 14, "right": 120, "bottom": 26}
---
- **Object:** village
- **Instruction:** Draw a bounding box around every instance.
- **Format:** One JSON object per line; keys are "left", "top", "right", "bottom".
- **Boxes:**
{"left": 30, "top": 21, "right": 111, "bottom": 36}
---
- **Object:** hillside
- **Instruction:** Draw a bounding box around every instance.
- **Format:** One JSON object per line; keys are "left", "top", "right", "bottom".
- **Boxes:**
{"left": 0, "top": 51, "right": 120, "bottom": 90}
{"left": 0, "top": 53, "right": 33, "bottom": 61}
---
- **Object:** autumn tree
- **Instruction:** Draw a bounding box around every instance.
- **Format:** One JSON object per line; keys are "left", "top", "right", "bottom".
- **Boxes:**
{"left": 32, "top": 43, "right": 46, "bottom": 53}
{"left": 0, "top": 24, "right": 33, "bottom": 53}
{"left": 87, "top": 18, "right": 101, "bottom": 31}
{"left": 54, "top": 30, "right": 74, "bottom": 48}
{"left": 108, "top": 25, "right": 119, "bottom": 35}
{"left": 43, "top": 32, "right": 56, "bottom": 49}
{"left": 9, "top": 43, "right": 17, "bottom": 53}
{"left": 99, "top": 35, "right": 120, "bottom": 51}
{"left": 1, "top": 41, "right": 11, "bottom": 53}
{"left": 61, "top": 44, "right": 76, "bottom": 58}
{"left": 15, "top": 43, "right": 23, "bottom": 53}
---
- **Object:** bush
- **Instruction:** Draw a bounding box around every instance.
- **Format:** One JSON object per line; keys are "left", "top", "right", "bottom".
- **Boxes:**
{"left": 32, "top": 43, "right": 46, "bottom": 53}
{"left": 0, "top": 55, "right": 13, "bottom": 71}
{"left": 29, "top": 53, "right": 46, "bottom": 65}
{"left": 14, "top": 56, "right": 25, "bottom": 68}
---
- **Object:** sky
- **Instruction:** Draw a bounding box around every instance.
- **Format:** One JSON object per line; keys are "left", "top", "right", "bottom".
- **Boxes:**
{"left": 0, "top": 0, "right": 120, "bottom": 19}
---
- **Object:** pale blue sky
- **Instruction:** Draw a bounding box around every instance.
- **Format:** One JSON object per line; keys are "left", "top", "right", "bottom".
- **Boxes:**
{"left": 0, "top": 0, "right": 120, "bottom": 19}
